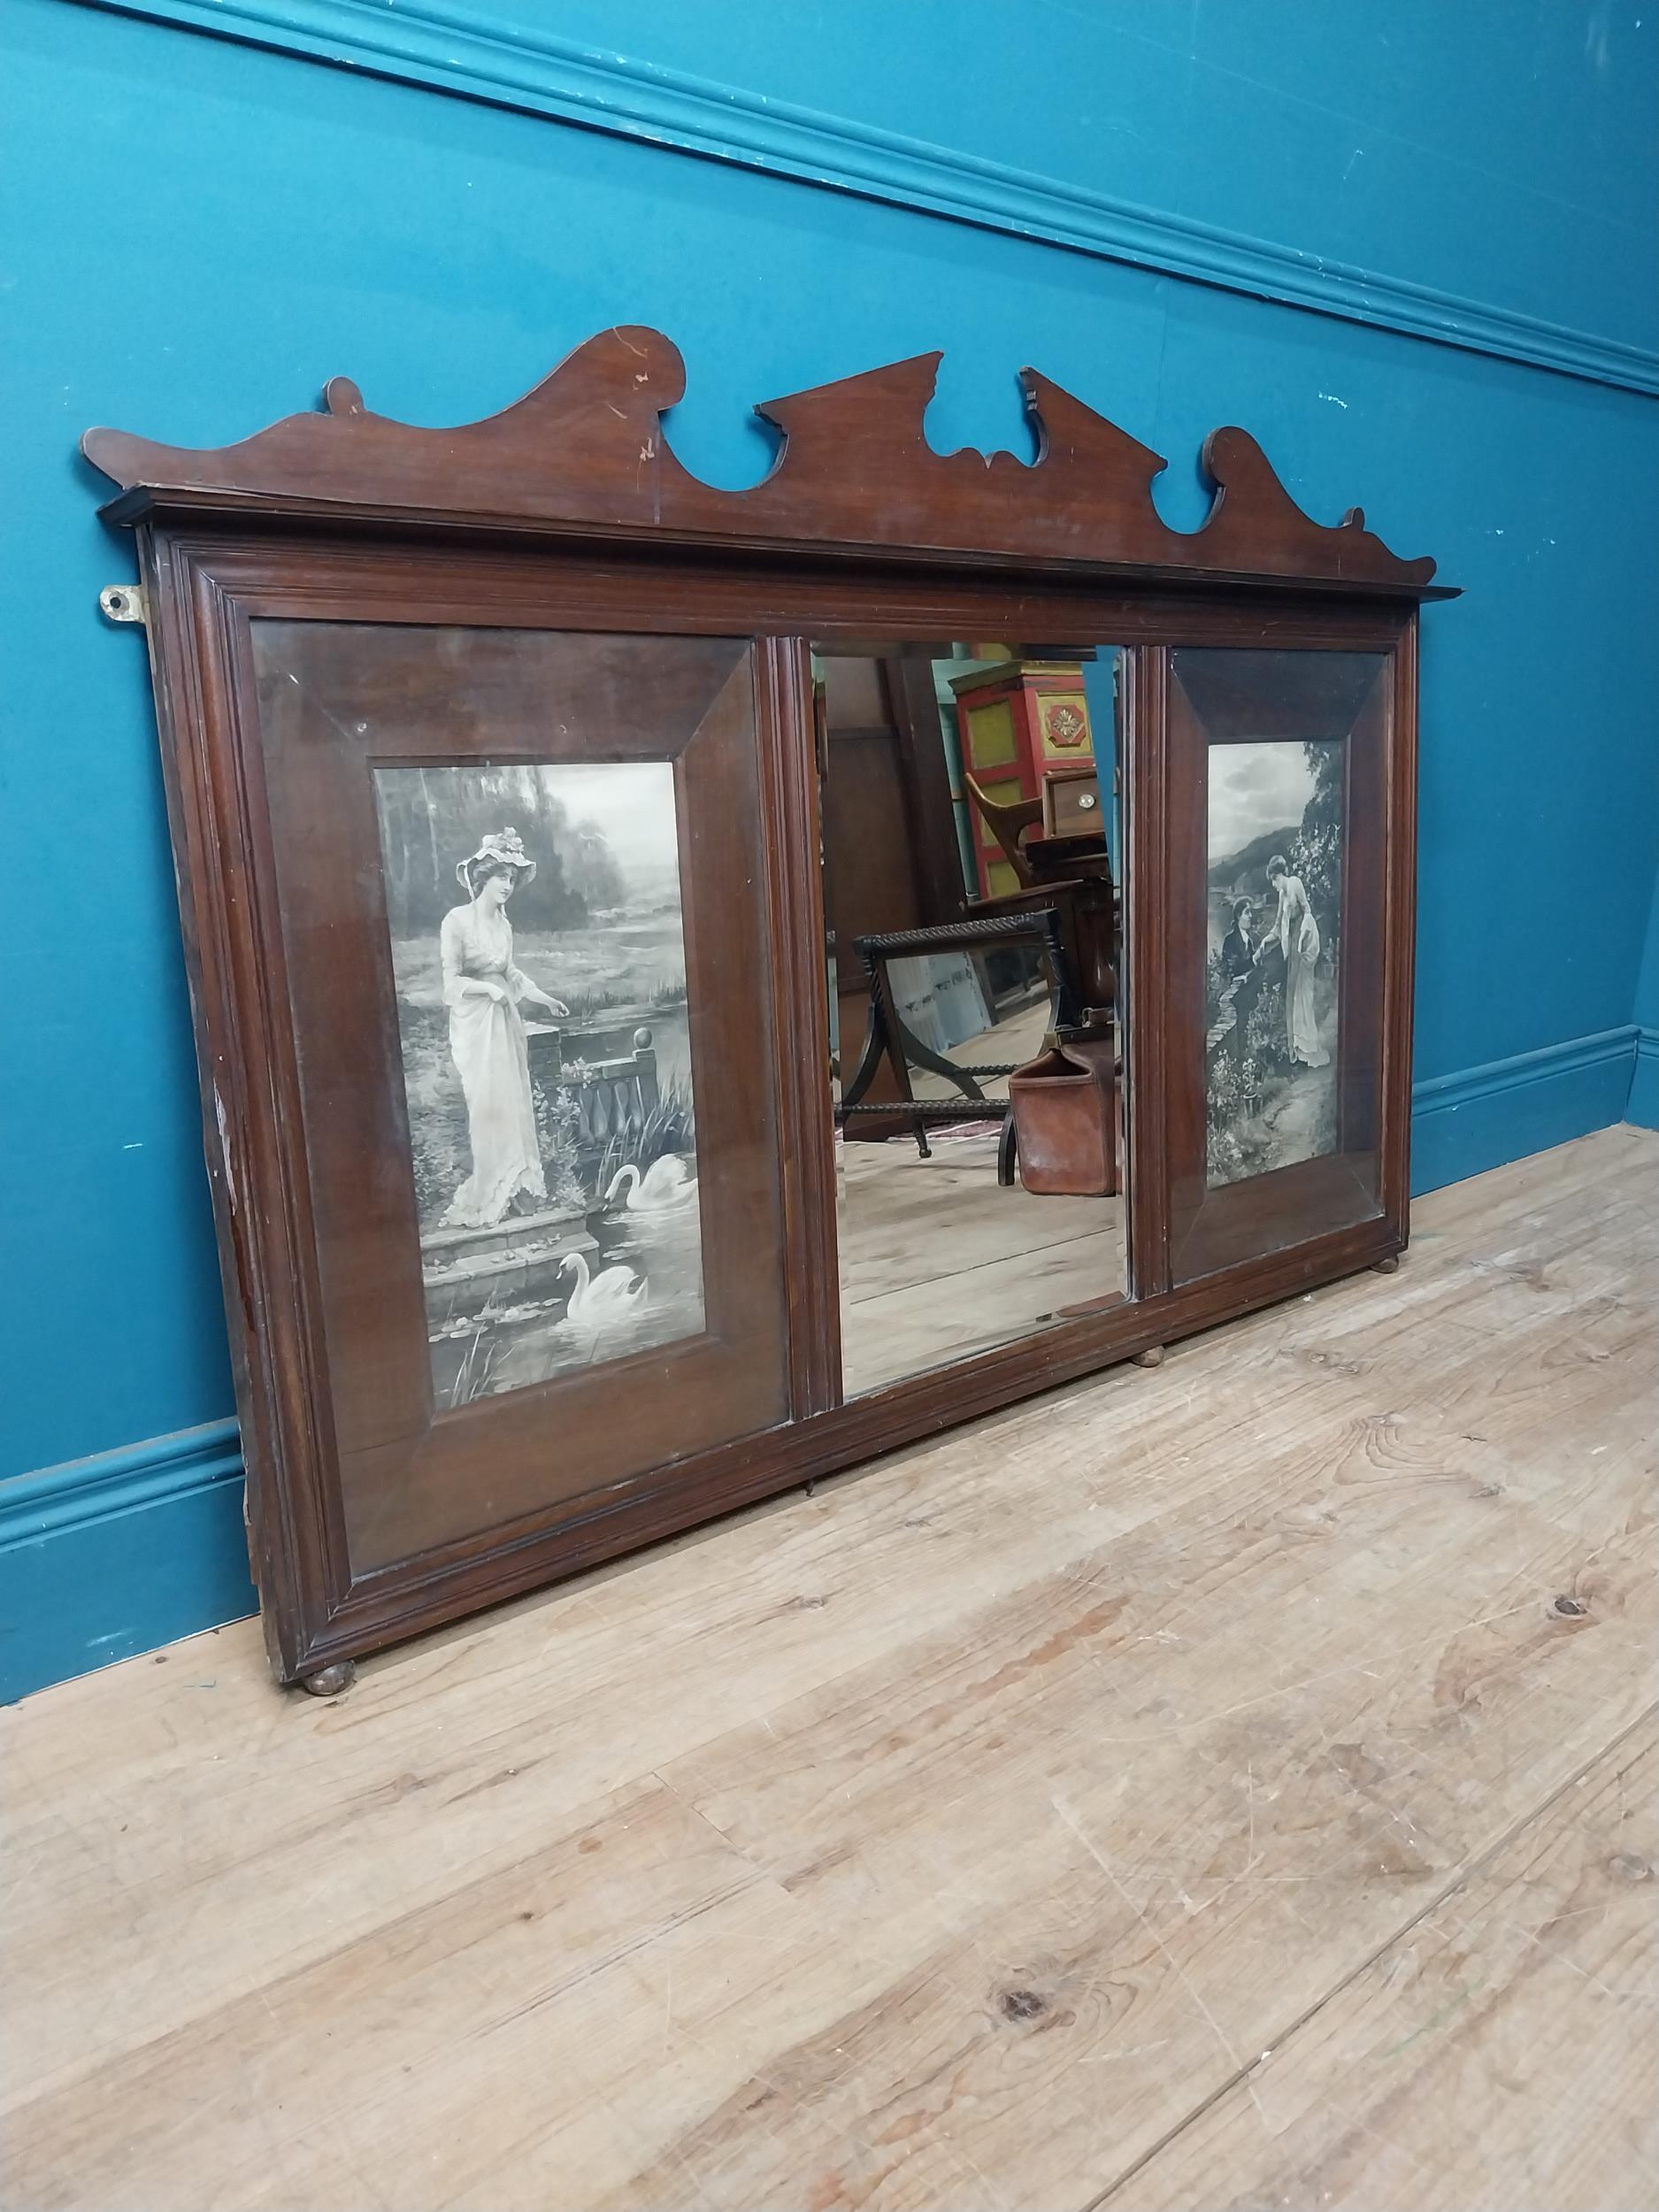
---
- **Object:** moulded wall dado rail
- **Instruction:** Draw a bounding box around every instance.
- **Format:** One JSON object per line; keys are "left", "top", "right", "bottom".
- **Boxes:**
{"left": 77, "top": 0, "right": 1659, "bottom": 397}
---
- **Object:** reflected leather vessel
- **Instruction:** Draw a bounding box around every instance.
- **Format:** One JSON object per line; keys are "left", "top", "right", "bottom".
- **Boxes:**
{"left": 1007, "top": 1036, "right": 1118, "bottom": 1196}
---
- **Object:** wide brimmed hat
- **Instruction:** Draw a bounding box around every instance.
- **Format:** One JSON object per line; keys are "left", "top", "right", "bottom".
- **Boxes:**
{"left": 457, "top": 826, "right": 537, "bottom": 891}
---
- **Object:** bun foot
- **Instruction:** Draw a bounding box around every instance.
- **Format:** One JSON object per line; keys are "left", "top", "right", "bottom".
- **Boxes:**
{"left": 298, "top": 1660, "right": 357, "bottom": 1698}
{"left": 1132, "top": 1345, "right": 1165, "bottom": 1369}
{"left": 1372, "top": 1255, "right": 1401, "bottom": 1276}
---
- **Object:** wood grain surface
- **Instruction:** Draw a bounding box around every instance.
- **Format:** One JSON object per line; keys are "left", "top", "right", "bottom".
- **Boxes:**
{"left": 3, "top": 1126, "right": 1650, "bottom": 2212}
{"left": 81, "top": 328, "right": 1447, "bottom": 597}
{"left": 129, "top": 524, "right": 1421, "bottom": 1685}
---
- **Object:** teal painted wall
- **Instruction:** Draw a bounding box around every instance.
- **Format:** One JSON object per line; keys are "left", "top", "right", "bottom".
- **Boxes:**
{"left": 402, "top": 0, "right": 1659, "bottom": 359}
{"left": 4, "top": 0, "right": 1656, "bottom": 1697}
{"left": 1629, "top": 881, "right": 1659, "bottom": 1129}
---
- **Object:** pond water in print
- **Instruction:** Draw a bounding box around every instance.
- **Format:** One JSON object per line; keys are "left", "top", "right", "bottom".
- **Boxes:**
{"left": 430, "top": 1191, "right": 706, "bottom": 1407}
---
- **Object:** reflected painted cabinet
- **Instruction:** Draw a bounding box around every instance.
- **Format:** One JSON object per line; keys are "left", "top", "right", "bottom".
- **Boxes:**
{"left": 949, "top": 657, "right": 1100, "bottom": 897}
{"left": 81, "top": 328, "right": 1448, "bottom": 1686}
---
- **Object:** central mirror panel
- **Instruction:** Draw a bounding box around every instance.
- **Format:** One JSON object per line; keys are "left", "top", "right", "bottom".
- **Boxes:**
{"left": 813, "top": 641, "right": 1130, "bottom": 1396}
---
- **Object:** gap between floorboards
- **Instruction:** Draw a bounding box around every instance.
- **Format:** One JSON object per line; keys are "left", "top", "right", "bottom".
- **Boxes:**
{"left": 1076, "top": 1698, "right": 1659, "bottom": 2212}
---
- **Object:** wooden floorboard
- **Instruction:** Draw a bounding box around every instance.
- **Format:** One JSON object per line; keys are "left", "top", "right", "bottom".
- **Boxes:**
{"left": 1100, "top": 1713, "right": 1658, "bottom": 2212}
{"left": 837, "top": 1127, "right": 1124, "bottom": 1395}
{"left": 2, "top": 1125, "right": 1653, "bottom": 2212}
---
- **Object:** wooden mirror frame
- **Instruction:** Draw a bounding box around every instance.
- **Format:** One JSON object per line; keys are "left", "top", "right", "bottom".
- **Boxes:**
{"left": 83, "top": 328, "right": 1452, "bottom": 1686}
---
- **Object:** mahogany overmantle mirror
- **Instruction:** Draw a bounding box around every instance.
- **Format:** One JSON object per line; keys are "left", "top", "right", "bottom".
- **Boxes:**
{"left": 82, "top": 328, "right": 1450, "bottom": 1687}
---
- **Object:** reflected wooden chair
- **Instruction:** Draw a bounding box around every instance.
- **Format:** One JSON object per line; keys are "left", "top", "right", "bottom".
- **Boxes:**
{"left": 964, "top": 772, "right": 1044, "bottom": 888}
{"left": 964, "top": 770, "right": 1123, "bottom": 1194}
{"left": 836, "top": 910, "right": 1075, "bottom": 1160}
{"left": 964, "top": 772, "right": 1118, "bottom": 1021}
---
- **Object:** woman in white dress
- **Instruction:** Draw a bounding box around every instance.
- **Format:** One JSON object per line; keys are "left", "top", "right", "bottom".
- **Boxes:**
{"left": 1261, "top": 853, "right": 1329, "bottom": 1069}
{"left": 441, "top": 829, "right": 569, "bottom": 1227}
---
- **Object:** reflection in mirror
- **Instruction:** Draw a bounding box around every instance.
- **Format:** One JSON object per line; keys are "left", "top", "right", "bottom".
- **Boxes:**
{"left": 815, "top": 641, "right": 1129, "bottom": 1395}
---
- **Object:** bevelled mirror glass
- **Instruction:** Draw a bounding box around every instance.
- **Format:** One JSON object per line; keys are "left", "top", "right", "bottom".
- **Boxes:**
{"left": 813, "top": 641, "right": 1129, "bottom": 1395}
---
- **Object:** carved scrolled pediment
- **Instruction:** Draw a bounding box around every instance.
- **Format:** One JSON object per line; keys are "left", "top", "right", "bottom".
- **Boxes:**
{"left": 82, "top": 325, "right": 1441, "bottom": 594}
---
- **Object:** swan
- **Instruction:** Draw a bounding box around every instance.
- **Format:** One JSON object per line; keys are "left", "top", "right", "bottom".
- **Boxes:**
{"left": 559, "top": 1250, "right": 647, "bottom": 1323}
{"left": 605, "top": 1156, "right": 699, "bottom": 1213}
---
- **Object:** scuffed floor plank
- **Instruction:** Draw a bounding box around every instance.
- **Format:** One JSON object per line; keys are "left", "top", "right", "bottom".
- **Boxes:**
{"left": 0, "top": 1126, "right": 1653, "bottom": 2212}
{"left": 1100, "top": 1719, "right": 1659, "bottom": 2212}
